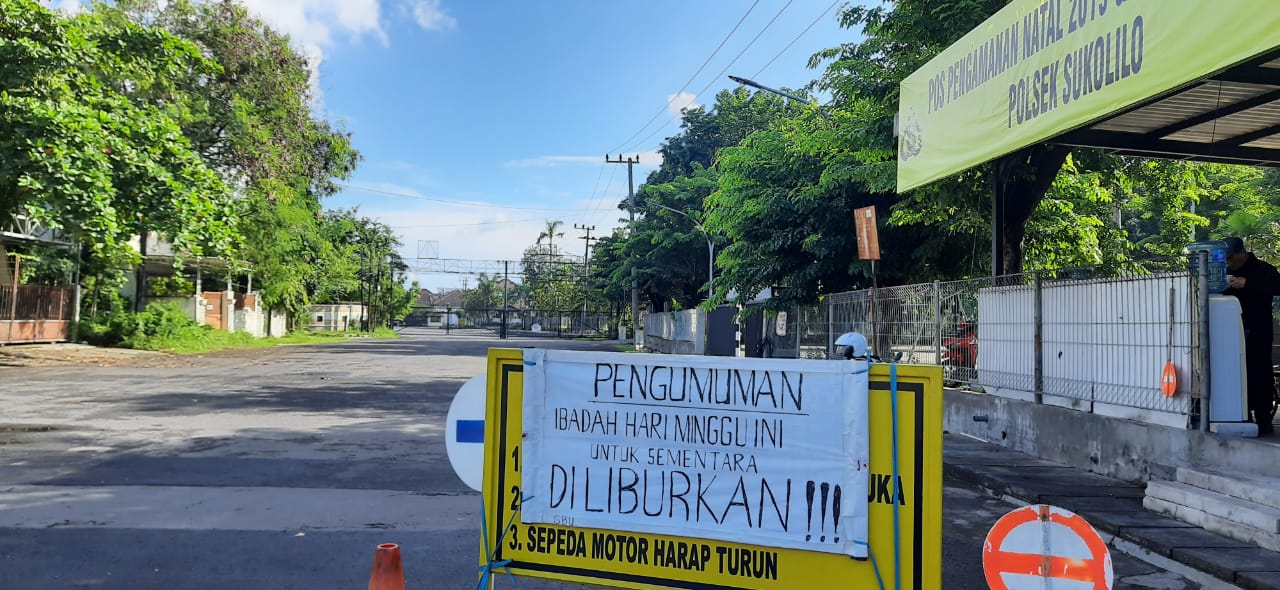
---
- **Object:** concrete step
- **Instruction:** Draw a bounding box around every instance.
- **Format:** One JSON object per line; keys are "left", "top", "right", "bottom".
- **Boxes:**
{"left": 1176, "top": 466, "right": 1280, "bottom": 511}
{"left": 1147, "top": 480, "right": 1280, "bottom": 534}
{"left": 1144, "top": 495, "right": 1280, "bottom": 553}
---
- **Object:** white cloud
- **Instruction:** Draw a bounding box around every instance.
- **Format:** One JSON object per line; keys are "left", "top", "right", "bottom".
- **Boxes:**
{"left": 635, "top": 150, "right": 664, "bottom": 167}
{"left": 46, "top": 0, "right": 82, "bottom": 14}
{"left": 505, "top": 150, "right": 663, "bottom": 169}
{"left": 237, "top": 0, "right": 388, "bottom": 107}
{"left": 667, "top": 92, "right": 699, "bottom": 118}
{"left": 405, "top": 0, "right": 457, "bottom": 31}
{"left": 241, "top": 0, "right": 387, "bottom": 48}
{"left": 352, "top": 204, "right": 622, "bottom": 291}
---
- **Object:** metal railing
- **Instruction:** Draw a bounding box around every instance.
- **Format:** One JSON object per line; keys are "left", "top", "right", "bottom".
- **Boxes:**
{"left": 1, "top": 284, "right": 75, "bottom": 321}
{"left": 407, "top": 306, "right": 619, "bottom": 339}
{"left": 788, "top": 260, "right": 1203, "bottom": 424}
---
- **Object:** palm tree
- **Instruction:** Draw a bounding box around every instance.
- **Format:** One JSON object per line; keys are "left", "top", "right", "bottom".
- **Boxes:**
{"left": 1221, "top": 211, "right": 1279, "bottom": 262}
{"left": 537, "top": 219, "right": 565, "bottom": 256}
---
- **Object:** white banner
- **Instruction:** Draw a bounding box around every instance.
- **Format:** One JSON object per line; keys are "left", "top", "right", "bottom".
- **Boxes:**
{"left": 521, "top": 349, "right": 870, "bottom": 558}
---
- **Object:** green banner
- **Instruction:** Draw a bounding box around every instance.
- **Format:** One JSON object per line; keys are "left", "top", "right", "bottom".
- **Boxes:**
{"left": 897, "top": 0, "right": 1280, "bottom": 192}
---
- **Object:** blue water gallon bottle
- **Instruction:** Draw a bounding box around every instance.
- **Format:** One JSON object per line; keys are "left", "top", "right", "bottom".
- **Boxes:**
{"left": 1186, "top": 240, "right": 1229, "bottom": 292}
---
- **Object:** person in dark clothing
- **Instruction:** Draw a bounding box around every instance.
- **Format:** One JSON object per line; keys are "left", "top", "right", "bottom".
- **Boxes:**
{"left": 1222, "top": 237, "right": 1280, "bottom": 435}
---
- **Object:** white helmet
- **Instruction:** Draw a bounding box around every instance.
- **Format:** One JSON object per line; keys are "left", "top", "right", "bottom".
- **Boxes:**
{"left": 835, "top": 332, "right": 869, "bottom": 360}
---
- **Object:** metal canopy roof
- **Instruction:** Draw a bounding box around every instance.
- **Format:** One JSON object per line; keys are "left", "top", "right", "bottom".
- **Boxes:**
{"left": 1053, "top": 51, "right": 1280, "bottom": 166}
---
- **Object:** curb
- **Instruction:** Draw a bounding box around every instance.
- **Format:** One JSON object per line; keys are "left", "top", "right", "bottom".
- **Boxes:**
{"left": 943, "top": 437, "right": 1280, "bottom": 590}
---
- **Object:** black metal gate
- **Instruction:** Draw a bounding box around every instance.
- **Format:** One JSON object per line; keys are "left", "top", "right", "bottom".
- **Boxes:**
{"left": 405, "top": 306, "right": 617, "bottom": 339}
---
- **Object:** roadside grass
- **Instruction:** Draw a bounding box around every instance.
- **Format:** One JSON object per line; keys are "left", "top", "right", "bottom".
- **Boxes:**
{"left": 138, "top": 327, "right": 400, "bottom": 355}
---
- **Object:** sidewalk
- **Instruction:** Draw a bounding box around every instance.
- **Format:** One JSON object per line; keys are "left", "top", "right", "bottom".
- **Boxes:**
{"left": 944, "top": 433, "right": 1280, "bottom": 590}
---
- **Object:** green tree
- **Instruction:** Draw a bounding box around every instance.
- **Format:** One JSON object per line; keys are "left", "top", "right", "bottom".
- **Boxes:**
{"left": 101, "top": 0, "right": 362, "bottom": 322}
{"left": 349, "top": 215, "right": 413, "bottom": 329}
{"left": 632, "top": 165, "right": 722, "bottom": 309}
{"left": 0, "top": 0, "right": 238, "bottom": 260}
{"left": 461, "top": 273, "right": 500, "bottom": 311}
{"left": 812, "top": 0, "right": 1070, "bottom": 275}
{"left": 521, "top": 221, "right": 585, "bottom": 311}
{"left": 597, "top": 88, "right": 794, "bottom": 310}
{"left": 538, "top": 219, "right": 565, "bottom": 253}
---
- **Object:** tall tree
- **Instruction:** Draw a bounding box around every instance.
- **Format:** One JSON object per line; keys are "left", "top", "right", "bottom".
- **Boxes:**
{"left": 812, "top": 0, "right": 1069, "bottom": 275}
{"left": 537, "top": 219, "right": 565, "bottom": 253}
{"left": 0, "top": 0, "right": 238, "bottom": 260}
{"left": 461, "top": 273, "right": 500, "bottom": 311}
{"left": 599, "top": 88, "right": 794, "bottom": 309}
{"left": 101, "top": 0, "right": 362, "bottom": 321}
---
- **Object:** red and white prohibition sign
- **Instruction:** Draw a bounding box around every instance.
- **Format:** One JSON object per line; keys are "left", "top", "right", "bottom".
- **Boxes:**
{"left": 983, "top": 504, "right": 1114, "bottom": 590}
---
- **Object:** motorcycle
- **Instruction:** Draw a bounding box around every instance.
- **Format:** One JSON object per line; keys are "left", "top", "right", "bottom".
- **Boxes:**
{"left": 941, "top": 321, "right": 977, "bottom": 387}
{"left": 1272, "top": 364, "right": 1279, "bottom": 425}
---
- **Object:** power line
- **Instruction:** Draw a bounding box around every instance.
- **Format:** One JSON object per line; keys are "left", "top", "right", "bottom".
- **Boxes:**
{"left": 583, "top": 164, "right": 620, "bottom": 217}
{"left": 622, "top": 0, "right": 795, "bottom": 153}
{"left": 607, "top": 0, "right": 761, "bottom": 154}
{"left": 586, "top": 162, "right": 608, "bottom": 206}
{"left": 751, "top": 0, "right": 840, "bottom": 79}
{"left": 588, "top": 182, "right": 631, "bottom": 226}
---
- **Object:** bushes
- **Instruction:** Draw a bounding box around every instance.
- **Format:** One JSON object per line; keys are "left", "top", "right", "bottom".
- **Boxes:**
{"left": 77, "top": 304, "right": 400, "bottom": 353}
{"left": 79, "top": 303, "right": 243, "bottom": 352}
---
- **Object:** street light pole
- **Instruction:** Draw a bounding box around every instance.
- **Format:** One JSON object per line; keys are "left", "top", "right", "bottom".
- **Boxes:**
{"left": 649, "top": 203, "right": 717, "bottom": 301}
{"left": 728, "top": 75, "right": 811, "bottom": 104}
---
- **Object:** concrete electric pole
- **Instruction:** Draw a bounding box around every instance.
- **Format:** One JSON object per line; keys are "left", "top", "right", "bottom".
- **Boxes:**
{"left": 606, "top": 154, "right": 641, "bottom": 342}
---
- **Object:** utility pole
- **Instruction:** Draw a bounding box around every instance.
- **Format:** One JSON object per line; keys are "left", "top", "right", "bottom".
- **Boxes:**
{"left": 574, "top": 224, "right": 596, "bottom": 279}
{"left": 134, "top": 226, "right": 148, "bottom": 313}
{"left": 501, "top": 260, "right": 510, "bottom": 340}
{"left": 606, "top": 154, "right": 640, "bottom": 342}
{"left": 575, "top": 224, "right": 596, "bottom": 333}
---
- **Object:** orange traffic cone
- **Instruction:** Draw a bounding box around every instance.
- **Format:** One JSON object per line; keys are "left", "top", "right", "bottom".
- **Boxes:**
{"left": 368, "top": 543, "right": 406, "bottom": 590}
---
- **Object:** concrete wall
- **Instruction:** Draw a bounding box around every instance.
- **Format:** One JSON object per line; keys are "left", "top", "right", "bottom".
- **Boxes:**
{"left": 233, "top": 308, "right": 264, "bottom": 337}
{"left": 311, "top": 304, "right": 366, "bottom": 331}
{"left": 194, "top": 294, "right": 206, "bottom": 326}
{"left": 944, "top": 389, "right": 1280, "bottom": 483}
{"left": 267, "top": 311, "right": 288, "bottom": 338}
{"left": 643, "top": 309, "right": 705, "bottom": 355}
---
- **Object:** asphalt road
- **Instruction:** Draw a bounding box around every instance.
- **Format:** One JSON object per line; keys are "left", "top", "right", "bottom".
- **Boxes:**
{"left": 0, "top": 328, "right": 1204, "bottom": 589}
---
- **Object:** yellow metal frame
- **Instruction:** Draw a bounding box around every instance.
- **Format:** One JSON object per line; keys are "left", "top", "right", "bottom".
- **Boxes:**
{"left": 479, "top": 349, "right": 942, "bottom": 589}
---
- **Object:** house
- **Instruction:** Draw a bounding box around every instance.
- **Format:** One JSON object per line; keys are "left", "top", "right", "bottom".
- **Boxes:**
{"left": 120, "top": 232, "right": 286, "bottom": 338}
{"left": 431, "top": 288, "right": 464, "bottom": 308}
{"left": 310, "top": 303, "right": 367, "bottom": 331}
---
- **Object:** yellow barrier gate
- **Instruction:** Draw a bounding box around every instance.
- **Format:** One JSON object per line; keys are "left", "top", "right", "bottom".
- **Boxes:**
{"left": 480, "top": 348, "right": 942, "bottom": 589}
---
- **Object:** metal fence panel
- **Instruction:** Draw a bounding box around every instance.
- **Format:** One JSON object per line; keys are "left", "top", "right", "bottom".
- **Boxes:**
{"left": 410, "top": 307, "right": 617, "bottom": 339}
{"left": 817, "top": 261, "right": 1198, "bottom": 423}
{"left": 0, "top": 284, "right": 74, "bottom": 321}
{"left": 1039, "top": 272, "right": 1195, "bottom": 415}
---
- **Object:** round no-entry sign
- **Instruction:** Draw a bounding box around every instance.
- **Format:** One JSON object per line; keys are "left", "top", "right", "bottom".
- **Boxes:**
{"left": 983, "top": 504, "right": 1113, "bottom": 590}
{"left": 445, "top": 374, "right": 487, "bottom": 492}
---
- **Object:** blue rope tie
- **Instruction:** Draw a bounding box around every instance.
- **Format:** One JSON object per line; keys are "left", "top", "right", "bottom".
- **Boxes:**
{"left": 890, "top": 363, "right": 902, "bottom": 590}
{"left": 477, "top": 494, "right": 533, "bottom": 590}
{"left": 857, "top": 360, "right": 902, "bottom": 590}
{"left": 854, "top": 540, "right": 888, "bottom": 590}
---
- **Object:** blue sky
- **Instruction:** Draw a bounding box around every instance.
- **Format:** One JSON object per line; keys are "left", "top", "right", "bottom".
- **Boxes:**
{"left": 58, "top": 0, "right": 867, "bottom": 290}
